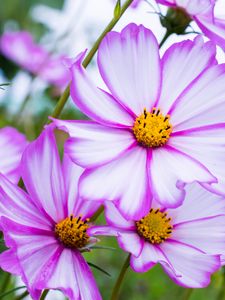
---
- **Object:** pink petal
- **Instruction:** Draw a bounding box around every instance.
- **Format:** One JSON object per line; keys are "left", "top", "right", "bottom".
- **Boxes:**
{"left": 53, "top": 119, "right": 136, "bottom": 168}
{"left": 45, "top": 249, "right": 102, "bottom": 300}
{"left": 79, "top": 146, "right": 150, "bottom": 220}
{"left": 196, "top": 15, "right": 225, "bottom": 51}
{"left": 170, "top": 125, "right": 225, "bottom": 196}
{"left": 150, "top": 146, "right": 216, "bottom": 208}
{"left": 0, "top": 249, "right": 21, "bottom": 275}
{"left": 156, "top": 36, "right": 216, "bottom": 114}
{"left": 159, "top": 241, "right": 220, "bottom": 288}
{"left": 104, "top": 201, "right": 135, "bottom": 229}
{"left": 88, "top": 225, "right": 119, "bottom": 236}
{"left": 167, "top": 182, "right": 225, "bottom": 224}
{"left": 62, "top": 154, "right": 101, "bottom": 219}
{"left": 0, "top": 173, "right": 52, "bottom": 229}
{"left": 171, "top": 215, "right": 225, "bottom": 256}
{"left": 118, "top": 232, "right": 144, "bottom": 257}
{"left": 69, "top": 51, "right": 134, "bottom": 127}
{"left": 98, "top": 23, "right": 161, "bottom": 116}
{"left": 175, "top": 0, "right": 214, "bottom": 15}
{"left": 169, "top": 64, "right": 225, "bottom": 130}
{"left": 0, "top": 127, "right": 27, "bottom": 183}
{"left": 21, "top": 126, "right": 67, "bottom": 223}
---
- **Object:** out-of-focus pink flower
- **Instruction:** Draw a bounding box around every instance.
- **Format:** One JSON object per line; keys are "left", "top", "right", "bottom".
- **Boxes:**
{"left": 53, "top": 24, "right": 225, "bottom": 219}
{"left": 90, "top": 183, "right": 225, "bottom": 288}
{"left": 157, "top": 0, "right": 225, "bottom": 50}
{"left": 0, "top": 31, "right": 70, "bottom": 88}
{"left": 0, "top": 127, "right": 27, "bottom": 183}
{"left": 0, "top": 126, "right": 102, "bottom": 300}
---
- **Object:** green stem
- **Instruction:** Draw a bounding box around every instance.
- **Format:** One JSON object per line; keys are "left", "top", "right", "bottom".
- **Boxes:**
{"left": 90, "top": 206, "right": 104, "bottom": 222}
{"left": 15, "top": 290, "right": 29, "bottom": 300}
{"left": 217, "top": 267, "right": 225, "bottom": 300}
{"left": 159, "top": 30, "right": 172, "bottom": 48}
{"left": 110, "top": 254, "right": 130, "bottom": 300}
{"left": 40, "top": 289, "right": 49, "bottom": 300}
{"left": 182, "top": 288, "right": 193, "bottom": 300}
{"left": 50, "top": 0, "right": 134, "bottom": 120}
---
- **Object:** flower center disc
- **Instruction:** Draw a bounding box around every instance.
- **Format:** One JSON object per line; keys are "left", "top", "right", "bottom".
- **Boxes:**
{"left": 136, "top": 208, "right": 173, "bottom": 244}
{"left": 133, "top": 108, "right": 172, "bottom": 148}
{"left": 55, "top": 215, "right": 89, "bottom": 249}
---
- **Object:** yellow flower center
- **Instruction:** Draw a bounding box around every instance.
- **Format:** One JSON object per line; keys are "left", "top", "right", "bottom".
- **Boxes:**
{"left": 133, "top": 108, "right": 172, "bottom": 148}
{"left": 136, "top": 208, "right": 173, "bottom": 244}
{"left": 55, "top": 215, "right": 89, "bottom": 249}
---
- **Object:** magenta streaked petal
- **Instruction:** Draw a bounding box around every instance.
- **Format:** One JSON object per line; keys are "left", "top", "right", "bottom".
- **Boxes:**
{"left": 159, "top": 240, "right": 220, "bottom": 288}
{"left": 157, "top": 0, "right": 176, "bottom": 5}
{"left": 79, "top": 146, "right": 151, "bottom": 220}
{"left": 150, "top": 146, "right": 216, "bottom": 208}
{"left": 53, "top": 119, "right": 136, "bottom": 168}
{"left": 170, "top": 64, "right": 225, "bottom": 130}
{"left": 195, "top": 15, "right": 225, "bottom": 51}
{"left": 44, "top": 249, "right": 102, "bottom": 300}
{"left": 0, "top": 127, "right": 27, "bottom": 183}
{"left": 69, "top": 51, "right": 134, "bottom": 127}
{"left": 104, "top": 201, "right": 135, "bottom": 229}
{"left": 0, "top": 249, "right": 21, "bottom": 276}
{"left": 170, "top": 125, "right": 225, "bottom": 196}
{"left": 98, "top": 23, "right": 161, "bottom": 116}
{"left": 130, "top": 242, "right": 168, "bottom": 273}
{"left": 171, "top": 215, "right": 225, "bottom": 256}
{"left": 87, "top": 225, "right": 119, "bottom": 236}
{"left": 0, "top": 173, "right": 52, "bottom": 229}
{"left": 167, "top": 182, "right": 225, "bottom": 224}
{"left": 157, "top": 36, "right": 216, "bottom": 114}
{"left": 175, "top": 0, "right": 214, "bottom": 15}
{"left": 118, "top": 232, "right": 144, "bottom": 257}
{"left": 21, "top": 126, "right": 67, "bottom": 223}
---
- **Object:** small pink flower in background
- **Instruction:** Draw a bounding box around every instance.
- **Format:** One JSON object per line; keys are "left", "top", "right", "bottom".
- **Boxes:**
{"left": 90, "top": 183, "right": 225, "bottom": 288}
{"left": 53, "top": 23, "right": 225, "bottom": 220}
{"left": 0, "top": 127, "right": 27, "bottom": 183}
{"left": 0, "top": 126, "right": 102, "bottom": 300}
{"left": 0, "top": 31, "right": 70, "bottom": 88}
{"left": 157, "top": 0, "right": 225, "bottom": 50}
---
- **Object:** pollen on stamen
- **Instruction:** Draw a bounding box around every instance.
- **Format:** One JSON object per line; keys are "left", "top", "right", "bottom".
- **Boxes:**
{"left": 136, "top": 208, "right": 173, "bottom": 244}
{"left": 133, "top": 108, "right": 172, "bottom": 148}
{"left": 55, "top": 214, "right": 90, "bottom": 249}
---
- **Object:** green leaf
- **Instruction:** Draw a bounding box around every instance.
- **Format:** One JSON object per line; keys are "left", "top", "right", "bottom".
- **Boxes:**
{"left": 89, "top": 245, "right": 117, "bottom": 251}
{"left": 114, "top": 0, "right": 121, "bottom": 18}
{"left": 87, "top": 262, "right": 111, "bottom": 277}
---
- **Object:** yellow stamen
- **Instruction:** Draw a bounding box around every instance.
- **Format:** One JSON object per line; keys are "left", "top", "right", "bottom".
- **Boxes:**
{"left": 55, "top": 215, "right": 89, "bottom": 249}
{"left": 133, "top": 108, "right": 172, "bottom": 148}
{"left": 136, "top": 208, "right": 173, "bottom": 244}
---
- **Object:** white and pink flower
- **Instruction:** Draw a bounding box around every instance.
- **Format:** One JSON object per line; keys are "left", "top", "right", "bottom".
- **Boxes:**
{"left": 53, "top": 23, "right": 225, "bottom": 219}
{"left": 90, "top": 183, "right": 225, "bottom": 288}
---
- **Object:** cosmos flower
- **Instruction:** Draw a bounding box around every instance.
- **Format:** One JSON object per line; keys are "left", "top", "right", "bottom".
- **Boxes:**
{"left": 0, "top": 126, "right": 27, "bottom": 183}
{"left": 53, "top": 23, "right": 225, "bottom": 219}
{"left": 0, "top": 126, "right": 102, "bottom": 300}
{"left": 157, "top": 0, "right": 225, "bottom": 50}
{"left": 89, "top": 183, "right": 225, "bottom": 288}
{"left": 0, "top": 31, "right": 70, "bottom": 88}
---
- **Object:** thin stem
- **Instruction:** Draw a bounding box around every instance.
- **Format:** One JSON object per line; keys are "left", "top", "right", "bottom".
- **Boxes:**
{"left": 182, "top": 288, "right": 193, "bottom": 300}
{"left": 110, "top": 254, "right": 130, "bottom": 300}
{"left": 159, "top": 30, "right": 172, "bottom": 48}
{"left": 50, "top": 0, "right": 134, "bottom": 120}
{"left": 0, "top": 286, "right": 26, "bottom": 299}
{"left": 15, "top": 290, "right": 29, "bottom": 300}
{"left": 40, "top": 289, "right": 49, "bottom": 300}
{"left": 90, "top": 206, "right": 104, "bottom": 222}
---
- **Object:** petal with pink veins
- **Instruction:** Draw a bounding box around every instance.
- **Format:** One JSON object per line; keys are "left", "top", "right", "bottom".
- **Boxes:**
{"left": 150, "top": 146, "right": 216, "bottom": 208}
{"left": 156, "top": 36, "right": 216, "bottom": 114}
{"left": 53, "top": 119, "right": 136, "bottom": 168}
{"left": 21, "top": 126, "right": 67, "bottom": 223}
{"left": 169, "top": 125, "right": 225, "bottom": 196}
{"left": 98, "top": 23, "right": 161, "bottom": 116}
{"left": 69, "top": 51, "right": 134, "bottom": 127}
{"left": 159, "top": 240, "right": 220, "bottom": 288}
{"left": 79, "top": 146, "right": 150, "bottom": 220}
